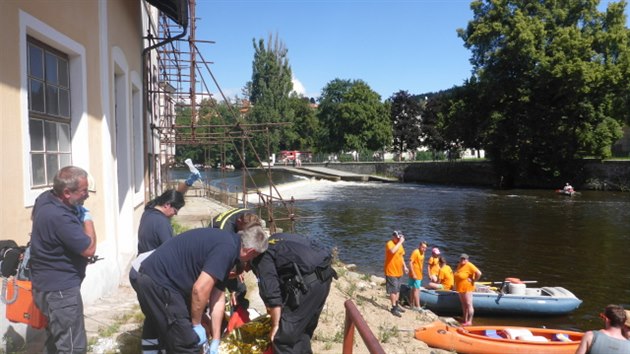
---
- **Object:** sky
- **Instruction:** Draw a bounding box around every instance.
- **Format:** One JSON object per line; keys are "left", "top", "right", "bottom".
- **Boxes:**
{"left": 193, "top": 0, "right": 628, "bottom": 101}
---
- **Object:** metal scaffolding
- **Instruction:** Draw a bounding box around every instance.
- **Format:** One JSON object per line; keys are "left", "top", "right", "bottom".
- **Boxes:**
{"left": 143, "top": 0, "right": 297, "bottom": 233}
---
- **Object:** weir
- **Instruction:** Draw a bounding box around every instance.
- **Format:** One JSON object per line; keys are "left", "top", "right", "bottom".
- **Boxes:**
{"left": 272, "top": 166, "right": 397, "bottom": 183}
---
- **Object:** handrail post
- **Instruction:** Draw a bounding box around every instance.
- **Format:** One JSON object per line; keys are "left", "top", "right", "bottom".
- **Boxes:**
{"left": 343, "top": 305, "right": 356, "bottom": 354}
{"left": 342, "top": 300, "right": 386, "bottom": 354}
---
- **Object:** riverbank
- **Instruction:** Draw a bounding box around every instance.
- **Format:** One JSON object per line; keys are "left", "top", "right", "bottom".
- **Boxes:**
{"left": 84, "top": 194, "right": 452, "bottom": 353}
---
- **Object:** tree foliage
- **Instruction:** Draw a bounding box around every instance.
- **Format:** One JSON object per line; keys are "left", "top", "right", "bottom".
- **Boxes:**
{"left": 458, "top": 0, "right": 630, "bottom": 184}
{"left": 317, "top": 79, "right": 391, "bottom": 154}
{"left": 281, "top": 95, "right": 320, "bottom": 152}
{"left": 175, "top": 98, "right": 243, "bottom": 167}
{"left": 247, "top": 33, "right": 293, "bottom": 166}
{"left": 389, "top": 91, "right": 423, "bottom": 155}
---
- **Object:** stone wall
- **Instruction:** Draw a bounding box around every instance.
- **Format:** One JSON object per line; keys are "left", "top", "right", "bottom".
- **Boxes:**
{"left": 316, "top": 160, "right": 630, "bottom": 191}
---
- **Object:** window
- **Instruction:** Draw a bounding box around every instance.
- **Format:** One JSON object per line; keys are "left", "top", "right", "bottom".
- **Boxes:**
{"left": 27, "top": 37, "right": 71, "bottom": 187}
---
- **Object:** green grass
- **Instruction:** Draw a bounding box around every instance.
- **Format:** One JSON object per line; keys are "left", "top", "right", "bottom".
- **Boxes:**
{"left": 172, "top": 220, "right": 190, "bottom": 235}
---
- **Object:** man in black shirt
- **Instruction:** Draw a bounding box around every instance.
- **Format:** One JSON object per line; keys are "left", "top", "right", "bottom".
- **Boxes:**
{"left": 251, "top": 233, "right": 337, "bottom": 354}
{"left": 135, "top": 226, "right": 268, "bottom": 353}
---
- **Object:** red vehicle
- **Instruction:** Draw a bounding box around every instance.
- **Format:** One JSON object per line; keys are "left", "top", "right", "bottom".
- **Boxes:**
{"left": 280, "top": 150, "right": 311, "bottom": 165}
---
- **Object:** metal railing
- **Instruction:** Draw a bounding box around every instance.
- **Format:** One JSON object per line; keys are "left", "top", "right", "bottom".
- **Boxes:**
{"left": 343, "top": 300, "right": 386, "bottom": 354}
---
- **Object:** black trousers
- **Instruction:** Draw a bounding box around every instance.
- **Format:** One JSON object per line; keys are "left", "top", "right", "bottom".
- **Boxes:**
{"left": 130, "top": 268, "right": 163, "bottom": 352}
{"left": 272, "top": 277, "right": 332, "bottom": 354}
{"left": 135, "top": 271, "right": 202, "bottom": 354}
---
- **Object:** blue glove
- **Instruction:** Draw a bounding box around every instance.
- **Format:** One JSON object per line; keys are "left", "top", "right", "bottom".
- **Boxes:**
{"left": 193, "top": 324, "right": 207, "bottom": 346}
{"left": 185, "top": 171, "right": 201, "bottom": 186}
{"left": 209, "top": 339, "right": 220, "bottom": 354}
{"left": 76, "top": 205, "right": 92, "bottom": 222}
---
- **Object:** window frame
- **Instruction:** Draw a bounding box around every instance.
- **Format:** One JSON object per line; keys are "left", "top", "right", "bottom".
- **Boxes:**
{"left": 20, "top": 10, "right": 89, "bottom": 207}
{"left": 27, "top": 37, "right": 73, "bottom": 187}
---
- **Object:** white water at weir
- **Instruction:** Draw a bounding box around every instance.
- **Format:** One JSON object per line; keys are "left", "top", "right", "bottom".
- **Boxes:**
{"left": 244, "top": 177, "right": 374, "bottom": 204}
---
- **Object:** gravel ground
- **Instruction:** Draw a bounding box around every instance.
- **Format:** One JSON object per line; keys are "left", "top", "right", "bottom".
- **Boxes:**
{"left": 83, "top": 194, "right": 451, "bottom": 353}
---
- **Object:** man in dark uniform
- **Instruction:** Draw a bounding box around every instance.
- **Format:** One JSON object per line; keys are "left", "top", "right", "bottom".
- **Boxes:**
{"left": 211, "top": 207, "right": 250, "bottom": 231}
{"left": 251, "top": 233, "right": 337, "bottom": 354}
{"left": 134, "top": 226, "right": 268, "bottom": 354}
{"left": 31, "top": 166, "right": 97, "bottom": 353}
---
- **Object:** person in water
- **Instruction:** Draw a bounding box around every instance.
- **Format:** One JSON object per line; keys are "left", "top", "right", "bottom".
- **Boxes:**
{"left": 563, "top": 182, "right": 574, "bottom": 193}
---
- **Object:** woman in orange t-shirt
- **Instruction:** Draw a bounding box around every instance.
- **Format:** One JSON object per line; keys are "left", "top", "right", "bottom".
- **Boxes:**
{"left": 454, "top": 253, "right": 481, "bottom": 326}
{"left": 428, "top": 256, "right": 454, "bottom": 290}
{"left": 427, "top": 247, "right": 441, "bottom": 282}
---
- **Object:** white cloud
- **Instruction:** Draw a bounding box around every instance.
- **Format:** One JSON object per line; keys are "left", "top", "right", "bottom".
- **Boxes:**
{"left": 292, "top": 76, "right": 306, "bottom": 96}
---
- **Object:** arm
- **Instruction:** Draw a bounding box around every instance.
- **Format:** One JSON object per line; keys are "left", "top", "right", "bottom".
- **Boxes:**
{"left": 574, "top": 331, "right": 593, "bottom": 354}
{"left": 80, "top": 219, "right": 97, "bottom": 258}
{"left": 208, "top": 288, "right": 225, "bottom": 341}
{"left": 267, "top": 306, "right": 281, "bottom": 341}
{"left": 190, "top": 271, "right": 216, "bottom": 326}
{"left": 78, "top": 206, "right": 97, "bottom": 258}
{"left": 408, "top": 259, "right": 416, "bottom": 279}
{"left": 388, "top": 238, "right": 404, "bottom": 254}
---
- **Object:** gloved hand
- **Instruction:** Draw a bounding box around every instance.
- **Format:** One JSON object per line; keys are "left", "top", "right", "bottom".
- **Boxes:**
{"left": 209, "top": 339, "right": 220, "bottom": 354}
{"left": 193, "top": 324, "right": 207, "bottom": 346}
{"left": 185, "top": 171, "right": 201, "bottom": 186}
{"left": 76, "top": 205, "right": 92, "bottom": 222}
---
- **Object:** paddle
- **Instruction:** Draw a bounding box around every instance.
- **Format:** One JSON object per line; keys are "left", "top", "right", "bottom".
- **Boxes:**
{"left": 478, "top": 280, "right": 538, "bottom": 285}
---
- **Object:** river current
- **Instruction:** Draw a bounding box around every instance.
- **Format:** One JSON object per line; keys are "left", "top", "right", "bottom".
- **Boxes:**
{"left": 173, "top": 168, "right": 630, "bottom": 331}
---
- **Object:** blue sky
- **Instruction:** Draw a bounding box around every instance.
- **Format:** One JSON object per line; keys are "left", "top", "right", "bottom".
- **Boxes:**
{"left": 195, "top": 0, "right": 628, "bottom": 101}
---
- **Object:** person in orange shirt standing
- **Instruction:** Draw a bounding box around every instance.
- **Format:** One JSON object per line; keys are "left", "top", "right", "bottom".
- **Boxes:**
{"left": 407, "top": 241, "right": 427, "bottom": 311}
{"left": 454, "top": 253, "right": 482, "bottom": 326}
{"left": 427, "top": 247, "right": 441, "bottom": 282}
{"left": 384, "top": 230, "right": 408, "bottom": 317}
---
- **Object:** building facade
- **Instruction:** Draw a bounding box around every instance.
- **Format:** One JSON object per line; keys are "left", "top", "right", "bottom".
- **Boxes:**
{"left": 0, "top": 0, "right": 178, "bottom": 350}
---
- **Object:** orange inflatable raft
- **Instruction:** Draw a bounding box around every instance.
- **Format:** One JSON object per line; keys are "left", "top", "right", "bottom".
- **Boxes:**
{"left": 415, "top": 320, "right": 583, "bottom": 354}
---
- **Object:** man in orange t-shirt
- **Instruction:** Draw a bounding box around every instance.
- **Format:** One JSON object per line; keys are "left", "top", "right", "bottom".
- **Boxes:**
{"left": 384, "top": 230, "right": 408, "bottom": 317}
{"left": 407, "top": 241, "right": 427, "bottom": 311}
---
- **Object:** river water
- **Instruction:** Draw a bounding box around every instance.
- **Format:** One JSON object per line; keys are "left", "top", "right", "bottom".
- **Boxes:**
{"left": 174, "top": 168, "right": 630, "bottom": 331}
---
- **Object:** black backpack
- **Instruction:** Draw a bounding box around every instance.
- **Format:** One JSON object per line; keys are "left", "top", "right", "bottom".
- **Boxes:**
{"left": 0, "top": 240, "right": 25, "bottom": 278}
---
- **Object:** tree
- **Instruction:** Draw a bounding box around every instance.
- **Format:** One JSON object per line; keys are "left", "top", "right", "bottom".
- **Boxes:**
{"left": 281, "top": 95, "right": 320, "bottom": 152}
{"left": 458, "top": 0, "right": 630, "bottom": 185}
{"left": 422, "top": 92, "right": 449, "bottom": 158}
{"left": 389, "top": 91, "right": 423, "bottom": 159}
{"left": 317, "top": 79, "right": 391, "bottom": 154}
{"left": 246, "top": 33, "right": 293, "bottom": 166}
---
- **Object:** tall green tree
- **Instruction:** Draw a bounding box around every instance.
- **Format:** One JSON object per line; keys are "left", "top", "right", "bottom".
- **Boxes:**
{"left": 389, "top": 91, "right": 423, "bottom": 158}
{"left": 458, "top": 0, "right": 630, "bottom": 185}
{"left": 247, "top": 33, "right": 293, "bottom": 166}
{"left": 317, "top": 79, "right": 391, "bottom": 154}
